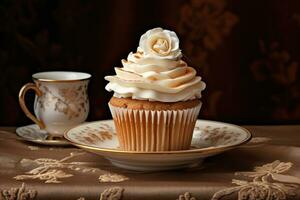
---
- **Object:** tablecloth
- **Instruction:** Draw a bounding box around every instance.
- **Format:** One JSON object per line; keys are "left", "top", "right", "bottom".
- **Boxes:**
{"left": 0, "top": 125, "right": 300, "bottom": 200}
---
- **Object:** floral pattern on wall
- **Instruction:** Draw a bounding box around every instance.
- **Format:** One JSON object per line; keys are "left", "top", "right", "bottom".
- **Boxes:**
{"left": 250, "top": 41, "right": 300, "bottom": 121}
{"left": 177, "top": 0, "right": 239, "bottom": 118}
{"left": 178, "top": 0, "right": 238, "bottom": 67}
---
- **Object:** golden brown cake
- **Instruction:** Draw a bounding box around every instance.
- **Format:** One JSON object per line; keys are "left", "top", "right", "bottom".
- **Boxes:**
{"left": 109, "top": 97, "right": 201, "bottom": 110}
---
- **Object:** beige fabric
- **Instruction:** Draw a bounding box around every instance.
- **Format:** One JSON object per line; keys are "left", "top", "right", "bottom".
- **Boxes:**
{"left": 0, "top": 126, "right": 300, "bottom": 199}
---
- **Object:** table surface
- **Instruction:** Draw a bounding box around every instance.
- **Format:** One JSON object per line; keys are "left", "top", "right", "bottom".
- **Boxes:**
{"left": 0, "top": 125, "right": 300, "bottom": 200}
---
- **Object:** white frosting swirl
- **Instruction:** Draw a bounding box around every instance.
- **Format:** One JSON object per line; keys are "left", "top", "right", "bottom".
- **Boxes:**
{"left": 105, "top": 27, "right": 206, "bottom": 102}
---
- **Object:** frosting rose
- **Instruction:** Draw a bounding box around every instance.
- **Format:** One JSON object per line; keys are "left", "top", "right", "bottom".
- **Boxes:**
{"left": 105, "top": 27, "right": 206, "bottom": 102}
{"left": 137, "top": 27, "right": 182, "bottom": 59}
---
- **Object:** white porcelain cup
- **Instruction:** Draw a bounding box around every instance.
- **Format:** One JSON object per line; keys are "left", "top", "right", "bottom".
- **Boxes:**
{"left": 19, "top": 71, "right": 91, "bottom": 138}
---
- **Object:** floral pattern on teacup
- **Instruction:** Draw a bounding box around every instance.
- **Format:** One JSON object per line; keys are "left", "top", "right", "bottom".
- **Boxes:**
{"left": 36, "top": 83, "right": 89, "bottom": 120}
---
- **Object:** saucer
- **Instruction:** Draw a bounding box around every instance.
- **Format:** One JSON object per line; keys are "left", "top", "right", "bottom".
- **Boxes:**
{"left": 16, "top": 124, "right": 70, "bottom": 146}
{"left": 64, "top": 120, "right": 252, "bottom": 171}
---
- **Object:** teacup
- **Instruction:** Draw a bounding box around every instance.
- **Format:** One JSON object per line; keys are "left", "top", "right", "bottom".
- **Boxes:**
{"left": 19, "top": 71, "right": 91, "bottom": 138}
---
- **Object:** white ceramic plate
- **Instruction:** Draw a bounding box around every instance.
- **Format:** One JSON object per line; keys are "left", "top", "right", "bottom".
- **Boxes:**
{"left": 64, "top": 120, "right": 252, "bottom": 171}
{"left": 16, "top": 124, "right": 70, "bottom": 146}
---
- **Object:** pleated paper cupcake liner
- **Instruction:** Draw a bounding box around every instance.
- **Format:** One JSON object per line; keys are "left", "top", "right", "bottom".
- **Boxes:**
{"left": 109, "top": 102, "right": 202, "bottom": 152}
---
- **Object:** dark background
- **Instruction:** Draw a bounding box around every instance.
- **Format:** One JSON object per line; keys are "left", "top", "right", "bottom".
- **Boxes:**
{"left": 0, "top": 0, "right": 300, "bottom": 126}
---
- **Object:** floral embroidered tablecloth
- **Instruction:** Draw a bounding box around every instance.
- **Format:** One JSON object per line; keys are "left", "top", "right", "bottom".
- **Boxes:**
{"left": 0, "top": 125, "right": 300, "bottom": 200}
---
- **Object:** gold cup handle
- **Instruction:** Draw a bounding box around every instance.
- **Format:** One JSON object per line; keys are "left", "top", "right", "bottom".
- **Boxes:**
{"left": 19, "top": 83, "right": 45, "bottom": 129}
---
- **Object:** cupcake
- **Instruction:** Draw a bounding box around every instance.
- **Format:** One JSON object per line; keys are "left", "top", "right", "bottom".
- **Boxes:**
{"left": 105, "top": 27, "right": 206, "bottom": 152}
